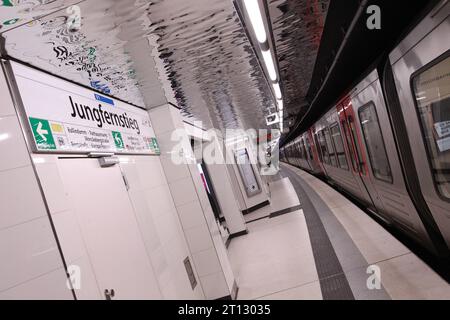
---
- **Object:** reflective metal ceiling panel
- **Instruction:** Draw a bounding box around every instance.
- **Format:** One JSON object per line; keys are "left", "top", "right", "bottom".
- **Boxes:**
{"left": 146, "top": 0, "right": 275, "bottom": 130}
{"left": 268, "top": 0, "right": 329, "bottom": 121}
{"left": 1, "top": 0, "right": 299, "bottom": 131}
{"left": 0, "top": 0, "right": 81, "bottom": 33}
{"left": 2, "top": 0, "right": 160, "bottom": 107}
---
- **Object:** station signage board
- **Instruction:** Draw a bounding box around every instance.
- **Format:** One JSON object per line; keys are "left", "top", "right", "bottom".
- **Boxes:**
{"left": 10, "top": 61, "right": 159, "bottom": 155}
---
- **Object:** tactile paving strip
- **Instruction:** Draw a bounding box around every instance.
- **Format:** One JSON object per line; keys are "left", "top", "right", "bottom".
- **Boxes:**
{"left": 282, "top": 167, "right": 355, "bottom": 300}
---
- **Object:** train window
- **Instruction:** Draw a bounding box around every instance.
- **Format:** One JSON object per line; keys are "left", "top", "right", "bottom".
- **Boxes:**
{"left": 314, "top": 133, "right": 324, "bottom": 162}
{"left": 301, "top": 140, "right": 308, "bottom": 160}
{"left": 324, "top": 127, "right": 338, "bottom": 167}
{"left": 358, "top": 103, "right": 393, "bottom": 183}
{"left": 330, "top": 123, "right": 349, "bottom": 170}
{"left": 317, "top": 130, "right": 330, "bottom": 165}
{"left": 412, "top": 54, "right": 450, "bottom": 199}
{"left": 305, "top": 137, "right": 314, "bottom": 161}
{"left": 296, "top": 141, "right": 303, "bottom": 159}
{"left": 348, "top": 116, "right": 367, "bottom": 175}
{"left": 341, "top": 120, "right": 357, "bottom": 171}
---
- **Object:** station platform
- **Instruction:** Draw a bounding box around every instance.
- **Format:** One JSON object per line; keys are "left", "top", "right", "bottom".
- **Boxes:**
{"left": 227, "top": 163, "right": 450, "bottom": 300}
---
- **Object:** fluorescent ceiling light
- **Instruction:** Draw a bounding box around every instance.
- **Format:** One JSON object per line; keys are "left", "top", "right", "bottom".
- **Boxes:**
{"left": 277, "top": 99, "right": 283, "bottom": 111}
{"left": 243, "top": 0, "right": 267, "bottom": 44}
{"left": 261, "top": 49, "right": 277, "bottom": 81}
{"left": 273, "top": 82, "right": 282, "bottom": 99}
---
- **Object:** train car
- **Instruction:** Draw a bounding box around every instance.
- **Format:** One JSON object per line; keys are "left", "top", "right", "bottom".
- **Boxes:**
{"left": 388, "top": 1, "right": 450, "bottom": 252}
{"left": 281, "top": 1, "right": 450, "bottom": 257}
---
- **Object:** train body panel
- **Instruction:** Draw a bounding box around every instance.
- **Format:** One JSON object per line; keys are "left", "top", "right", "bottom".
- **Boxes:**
{"left": 350, "top": 70, "right": 434, "bottom": 247}
{"left": 390, "top": 3, "right": 450, "bottom": 249}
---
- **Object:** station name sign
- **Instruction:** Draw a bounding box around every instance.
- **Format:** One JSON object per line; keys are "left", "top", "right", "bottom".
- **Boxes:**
{"left": 10, "top": 62, "right": 159, "bottom": 155}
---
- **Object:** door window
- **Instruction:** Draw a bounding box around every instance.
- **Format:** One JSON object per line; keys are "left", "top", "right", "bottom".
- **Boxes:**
{"left": 317, "top": 130, "right": 330, "bottom": 165}
{"left": 341, "top": 120, "right": 358, "bottom": 171}
{"left": 348, "top": 115, "right": 367, "bottom": 175}
{"left": 324, "top": 127, "right": 338, "bottom": 167}
{"left": 412, "top": 53, "right": 450, "bottom": 199}
{"left": 358, "top": 103, "right": 393, "bottom": 183}
{"left": 330, "top": 123, "right": 349, "bottom": 170}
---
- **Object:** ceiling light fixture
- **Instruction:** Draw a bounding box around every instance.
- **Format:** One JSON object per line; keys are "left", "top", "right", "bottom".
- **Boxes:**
{"left": 243, "top": 0, "right": 267, "bottom": 44}
{"left": 273, "top": 82, "right": 282, "bottom": 100}
{"left": 261, "top": 49, "right": 277, "bottom": 81}
{"left": 277, "top": 99, "right": 283, "bottom": 111}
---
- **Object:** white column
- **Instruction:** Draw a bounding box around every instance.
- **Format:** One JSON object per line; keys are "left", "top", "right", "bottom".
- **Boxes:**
{"left": 149, "top": 104, "right": 237, "bottom": 300}
{"left": 204, "top": 131, "right": 247, "bottom": 235}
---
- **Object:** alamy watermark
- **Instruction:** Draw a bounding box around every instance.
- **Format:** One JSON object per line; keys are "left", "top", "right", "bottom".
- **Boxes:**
{"left": 366, "top": 5, "right": 381, "bottom": 30}
{"left": 169, "top": 126, "right": 281, "bottom": 176}
{"left": 366, "top": 264, "right": 381, "bottom": 290}
{"left": 66, "top": 264, "right": 81, "bottom": 290}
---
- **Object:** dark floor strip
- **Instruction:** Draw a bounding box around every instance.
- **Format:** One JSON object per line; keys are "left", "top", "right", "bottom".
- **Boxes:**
{"left": 269, "top": 204, "right": 302, "bottom": 219}
{"left": 282, "top": 167, "right": 355, "bottom": 300}
{"left": 245, "top": 215, "right": 271, "bottom": 224}
{"left": 246, "top": 204, "right": 303, "bottom": 224}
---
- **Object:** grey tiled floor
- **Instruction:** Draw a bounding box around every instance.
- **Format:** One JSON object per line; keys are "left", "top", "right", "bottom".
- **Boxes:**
{"left": 227, "top": 164, "right": 450, "bottom": 300}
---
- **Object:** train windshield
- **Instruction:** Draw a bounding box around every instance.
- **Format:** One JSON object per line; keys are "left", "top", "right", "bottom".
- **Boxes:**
{"left": 413, "top": 54, "right": 450, "bottom": 199}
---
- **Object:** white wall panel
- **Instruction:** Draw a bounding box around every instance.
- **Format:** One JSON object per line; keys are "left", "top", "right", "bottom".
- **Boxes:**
{"left": 0, "top": 116, "right": 31, "bottom": 172}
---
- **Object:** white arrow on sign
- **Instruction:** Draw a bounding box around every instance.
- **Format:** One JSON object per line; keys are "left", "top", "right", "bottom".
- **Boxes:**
{"left": 114, "top": 133, "right": 122, "bottom": 147}
{"left": 37, "top": 121, "right": 48, "bottom": 141}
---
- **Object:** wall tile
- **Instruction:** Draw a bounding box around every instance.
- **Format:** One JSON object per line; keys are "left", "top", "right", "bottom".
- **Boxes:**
{"left": 136, "top": 159, "right": 166, "bottom": 189}
{"left": 192, "top": 248, "right": 222, "bottom": 277}
{"left": 71, "top": 256, "right": 102, "bottom": 300}
{"left": 155, "top": 130, "right": 177, "bottom": 154}
{"left": 148, "top": 105, "right": 174, "bottom": 135}
{"left": 127, "top": 189, "right": 161, "bottom": 252}
{"left": 52, "top": 210, "right": 86, "bottom": 263}
{"left": 34, "top": 162, "right": 69, "bottom": 214}
{"left": 0, "top": 72, "right": 15, "bottom": 117}
{"left": 200, "top": 271, "right": 230, "bottom": 300}
{"left": 154, "top": 209, "right": 179, "bottom": 246}
{"left": 176, "top": 200, "right": 205, "bottom": 230}
{"left": 0, "top": 116, "right": 31, "bottom": 172}
{"left": 184, "top": 223, "right": 213, "bottom": 253}
{"left": 169, "top": 177, "right": 198, "bottom": 207}
{"left": 0, "top": 216, "right": 64, "bottom": 291}
{"left": 143, "top": 184, "right": 176, "bottom": 217}
{"left": 0, "top": 165, "right": 48, "bottom": 229}
{"left": 0, "top": 267, "right": 72, "bottom": 300}
{"left": 159, "top": 154, "right": 190, "bottom": 183}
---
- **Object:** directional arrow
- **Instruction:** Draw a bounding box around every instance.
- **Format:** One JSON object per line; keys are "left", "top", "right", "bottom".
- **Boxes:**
{"left": 36, "top": 121, "right": 48, "bottom": 141}
{"left": 114, "top": 133, "right": 122, "bottom": 146}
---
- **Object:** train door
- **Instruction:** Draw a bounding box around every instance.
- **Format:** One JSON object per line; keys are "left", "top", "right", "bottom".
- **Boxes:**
{"left": 311, "top": 126, "right": 327, "bottom": 175}
{"left": 353, "top": 71, "right": 436, "bottom": 248}
{"left": 58, "top": 158, "right": 161, "bottom": 299}
{"left": 390, "top": 5, "right": 450, "bottom": 249}
{"left": 338, "top": 99, "right": 380, "bottom": 210}
{"left": 304, "top": 133, "right": 316, "bottom": 171}
{"left": 300, "top": 137, "right": 312, "bottom": 171}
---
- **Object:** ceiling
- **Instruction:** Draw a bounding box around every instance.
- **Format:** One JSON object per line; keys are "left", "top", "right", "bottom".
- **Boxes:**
{"left": 282, "top": 0, "right": 440, "bottom": 145}
{"left": 0, "top": 0, "right": 332, "bottom": 135}
{"left": 267, "top": 0, "right": 329, "bottom": 126}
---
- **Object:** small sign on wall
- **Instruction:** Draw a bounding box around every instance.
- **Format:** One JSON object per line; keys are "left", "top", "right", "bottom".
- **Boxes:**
{"left": 10, "top": 61, "right": 160, "bottom": 155}
{"left": 183, "top": 257, "right": 197, "bottom": 290}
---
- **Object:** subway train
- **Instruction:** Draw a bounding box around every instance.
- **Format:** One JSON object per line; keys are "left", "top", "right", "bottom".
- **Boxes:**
{"left": 281, "top": 2, "right": 450, "bottom": 259}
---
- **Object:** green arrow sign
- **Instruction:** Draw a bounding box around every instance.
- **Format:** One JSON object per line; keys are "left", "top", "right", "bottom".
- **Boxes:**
{"left": 29, "top": 117, "right": 56, "bottom": 150}
{"left": 112, "top": 131, "right": 124, "bottom": 149}
{"left": 151, "top": 137, "right": 160, "bottom": 154}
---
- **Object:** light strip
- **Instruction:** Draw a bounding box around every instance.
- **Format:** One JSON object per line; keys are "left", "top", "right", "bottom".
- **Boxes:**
{"left": 261, "top": 49, "right": 277, "bottom": 81}
{"left": 243, "top": 0, "right": 267, "bottom": 44}
{"left": 277, "top": 99, "right": 283, "bottom": 111}
{"left": 273, "top": 82, "right": 282, "bottom": 99}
